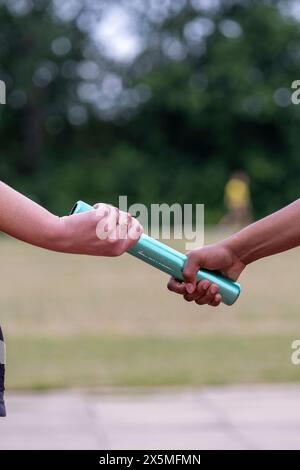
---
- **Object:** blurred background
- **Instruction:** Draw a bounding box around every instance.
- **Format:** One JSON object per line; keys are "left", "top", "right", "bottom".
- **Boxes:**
{"left": 1, "top": 0, "right": 300, "bottom": 431}
{"left": 2, "top": 0, "right": 300, "bottom": 219}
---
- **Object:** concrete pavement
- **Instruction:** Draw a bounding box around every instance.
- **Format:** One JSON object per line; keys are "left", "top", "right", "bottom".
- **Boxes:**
{"left": 1, "top": 385, "right": 300, "bottom": 450}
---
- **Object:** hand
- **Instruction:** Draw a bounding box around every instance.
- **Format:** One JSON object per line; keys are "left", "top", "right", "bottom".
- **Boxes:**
{"left": 57, "top": 203, "right": 142, "bottom": 256}
{"left": 167, "top": 241, "right": 245, "bottom": 307}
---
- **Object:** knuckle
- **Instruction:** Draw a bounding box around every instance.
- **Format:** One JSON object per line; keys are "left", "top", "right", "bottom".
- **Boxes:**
{"left": 183, "top": 294, "right": 193, "bottom": 302}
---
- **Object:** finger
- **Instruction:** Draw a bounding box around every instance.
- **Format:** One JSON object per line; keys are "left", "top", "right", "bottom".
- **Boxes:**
{"left": 105, "top": 207, "right": 120, "bottom": 242}
{"left": 183, "top": 292, "right": 195, "bottom": 302}
{"left": 128, "top": 217, "right": 142, "bottom": 239}
{"left": 126, "top": 217, "right": 143, "bottom": 249}
{"left": 208, "top": 293, "right": 222, "bottom": 307}
{"left": 181, "top": 280, "right": 210, "bottom": 302}
{"left": 195, "top": 283, "right": 219, "bottom": 305}
{"left": 183, "top": 252, "right": 202, "bottom": 294}
{"left": 118, "top": 211, "right": 132, "bottom": 239}
{"left": 195, "top": 280, "right": 211, "bottom": 298}
{"left": 95, "top": 206, "right": 118, "bottom": 241}
{"left": 118, "top": 210, "right": 131, "bottom": 226}
{"left": 167, "top": 277, "right": 186, "bottom": 294}
{"left": 95, "top": 203, "right": 110, "bottom": 219}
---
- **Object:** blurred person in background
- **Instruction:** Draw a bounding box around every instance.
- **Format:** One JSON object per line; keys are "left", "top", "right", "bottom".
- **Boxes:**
{"left": 0, "top": 181, "right": 143, "bottom": 416}
{"left": 220, "top": 172, "right": 253, "bottom": 229}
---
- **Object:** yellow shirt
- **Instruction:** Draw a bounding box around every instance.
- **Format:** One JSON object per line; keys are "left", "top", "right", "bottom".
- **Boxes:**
{"left": 225, "top": 178, "right": 250, "bottom": 209}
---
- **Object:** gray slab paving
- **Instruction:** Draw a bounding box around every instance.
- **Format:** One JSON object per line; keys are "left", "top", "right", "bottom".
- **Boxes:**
{"left": 1, "top": 385, "right": 300, "bottom": 450}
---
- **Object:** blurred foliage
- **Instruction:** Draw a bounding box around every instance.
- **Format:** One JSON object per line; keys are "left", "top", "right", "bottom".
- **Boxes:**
{"left": 1, "top": 0, "right": 300, "bottom": 221}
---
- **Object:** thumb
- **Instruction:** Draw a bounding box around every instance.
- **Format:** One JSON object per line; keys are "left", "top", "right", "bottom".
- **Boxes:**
{"left": 183, "top": 251, "right": 202, "bottom": 294}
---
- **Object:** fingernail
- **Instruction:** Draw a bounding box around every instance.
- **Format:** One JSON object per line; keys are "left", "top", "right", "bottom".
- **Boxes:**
{"left": 203, "top": 281, "right": 210, "bottom": 290}
{"left": 186, "top": 283, "right": 195, "bottom": 294}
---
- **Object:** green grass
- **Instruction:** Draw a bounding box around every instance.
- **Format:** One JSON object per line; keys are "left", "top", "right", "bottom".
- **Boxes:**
{"left": 1, "top": 234, "right": 300, "bottom": 390}
{"left": 6, "top": 334, "right": 299, "bottom": 390}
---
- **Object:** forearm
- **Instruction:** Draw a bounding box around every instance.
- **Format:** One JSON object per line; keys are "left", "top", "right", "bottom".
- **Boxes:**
{"left": 0, "top": 181, "right": 63, "bottom": 250}
{"left": 225, "top": 199, "right": 300, "bottom": 264}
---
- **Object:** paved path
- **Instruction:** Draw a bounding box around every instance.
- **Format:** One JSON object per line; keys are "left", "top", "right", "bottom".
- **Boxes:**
{"left": 1, "top": 385, "right": 300, "bottom": 450}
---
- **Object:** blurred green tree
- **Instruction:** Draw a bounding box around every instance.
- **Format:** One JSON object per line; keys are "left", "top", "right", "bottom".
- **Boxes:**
{"left": 0, "top": 0, "right": 300, "bottom": 221}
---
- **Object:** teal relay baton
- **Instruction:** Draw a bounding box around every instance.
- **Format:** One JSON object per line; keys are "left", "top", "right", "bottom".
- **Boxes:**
{"left": 70, "top": 201, "right": 241, "bottom": 306}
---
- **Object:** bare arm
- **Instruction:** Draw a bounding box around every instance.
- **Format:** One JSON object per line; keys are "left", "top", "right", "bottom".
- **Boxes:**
{"left": 0, "top": 181, "right": 142, "bottom": 256}
{"left": 225, "top": 199, "right": 300, "bottom": 265}
{"left": 168, "top": 199, "right": 300, "bottom": 306}
{"left": 0, "top": 181, "right": 62, "bottom": 250}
